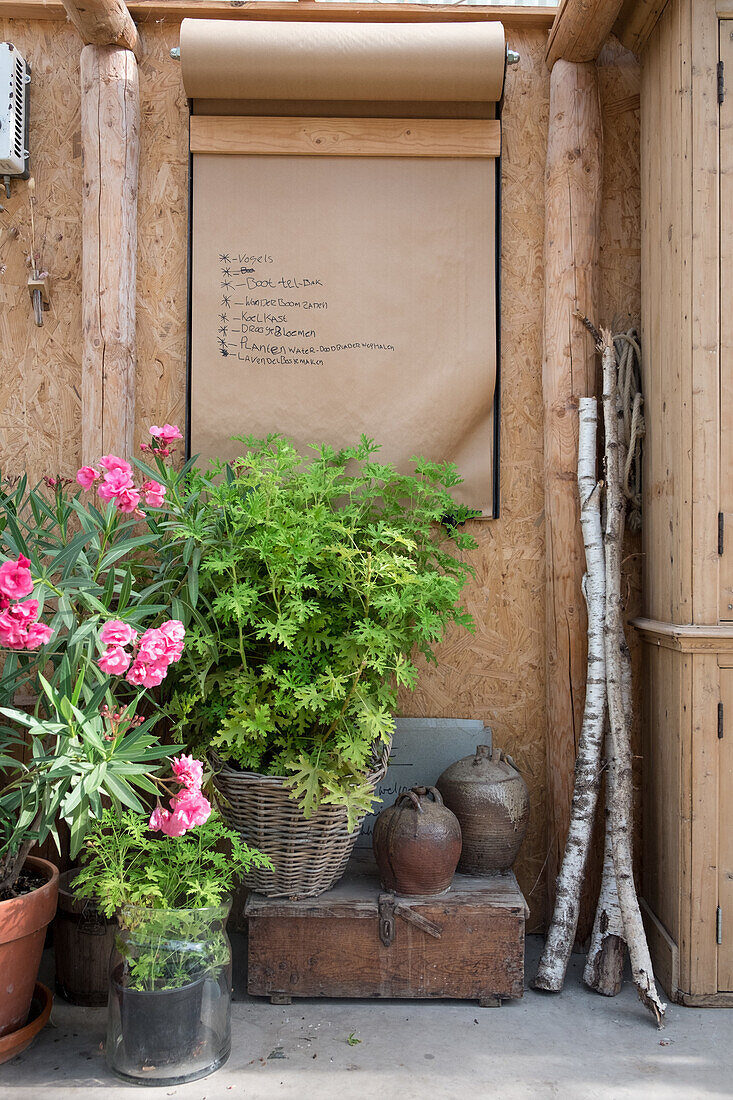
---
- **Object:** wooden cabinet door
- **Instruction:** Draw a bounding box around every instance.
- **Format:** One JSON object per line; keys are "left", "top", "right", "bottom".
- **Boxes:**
{"left": 719, "top": 667, "right": 733, "bottom": 989}
{"left": 721, "top": 24, "right": 733, "bottom": 619}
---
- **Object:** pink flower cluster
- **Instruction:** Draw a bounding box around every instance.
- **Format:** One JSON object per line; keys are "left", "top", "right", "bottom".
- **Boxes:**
{"left": 97, "top": 618, "right": 185, "bottom": 688}
{"left": 76, "top": 453, "right": 167, "bottom": 518}
{"left": 0, "top": 556, "right": 52, "bottom": 651}
{"left": 140, "top": 423, "right": 183, "bottom": 459}
{"left": 149, "top": 754, "right": 211, "bottom": 837}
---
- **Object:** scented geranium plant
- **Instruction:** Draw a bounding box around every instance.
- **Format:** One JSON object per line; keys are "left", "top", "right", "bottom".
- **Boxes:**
{"left": 154, "top": 436, "right": 477, "bottom": 827}
{"left": 74, "top": 756, "right": 272, "bottom": 991}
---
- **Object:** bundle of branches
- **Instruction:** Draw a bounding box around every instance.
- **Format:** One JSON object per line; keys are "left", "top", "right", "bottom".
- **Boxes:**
{"left": 533, "top": 327, "right": 666, "bottom": 1026}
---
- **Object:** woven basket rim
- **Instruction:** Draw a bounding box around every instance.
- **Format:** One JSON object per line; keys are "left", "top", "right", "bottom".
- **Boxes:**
{"left": 210, "top": 746, "right": 390, "bottom": 787}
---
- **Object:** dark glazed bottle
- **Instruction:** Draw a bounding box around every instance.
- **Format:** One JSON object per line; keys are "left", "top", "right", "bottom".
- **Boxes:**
{"left": 372, "top": 786, "right": 462, "bottom": 896}
{"left": 436, "top": 745, "right": 529, "bottom": 874}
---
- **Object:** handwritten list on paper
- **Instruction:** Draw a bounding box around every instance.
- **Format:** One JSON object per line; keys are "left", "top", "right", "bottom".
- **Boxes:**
{"left": 216, "top": 252, "right": 395, "bottom": 368}
{"left": 191, "top": 155, "right": 496, "bottom": 513}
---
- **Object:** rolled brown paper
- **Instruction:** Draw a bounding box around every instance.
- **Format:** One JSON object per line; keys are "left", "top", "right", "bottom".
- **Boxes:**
{"left": 180, "top": 20, "right": 507, "bottom": 104}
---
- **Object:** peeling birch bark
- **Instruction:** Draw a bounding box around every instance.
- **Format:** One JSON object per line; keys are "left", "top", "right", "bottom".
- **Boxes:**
{"left": 534, "top": 396, "right": 606, "bottom": 991}
{"left": 599, "top": 329, "right": 666, "bottom": 1026}
{"left": 583, "top": 731, "right": 625, "bottom": 995}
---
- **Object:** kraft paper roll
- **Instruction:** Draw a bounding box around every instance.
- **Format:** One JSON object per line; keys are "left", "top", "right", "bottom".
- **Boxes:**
{"left": 180, "top": 20, "right": 506, "bottom": 104}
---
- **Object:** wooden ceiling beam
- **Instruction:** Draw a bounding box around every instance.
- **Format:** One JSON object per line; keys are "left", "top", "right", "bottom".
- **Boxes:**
{"left": 612, "top": 0, "right": 670, "bottom": 54}
{"left": 3, "top": 0, "right": 556, "bottom": 25}
{"left": 546, "top": 0, "right": 625, "bottom": 68}
{"left": 61, "top": 0, "right": 141, "bottom": 58}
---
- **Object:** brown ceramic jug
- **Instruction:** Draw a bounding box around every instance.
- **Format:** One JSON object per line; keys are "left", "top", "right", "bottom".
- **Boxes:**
{"left": 372, "top": 786, "right": 462, "bottom": 896}
{"left": 436, "top": 744, "right": 529, "bottom": 873}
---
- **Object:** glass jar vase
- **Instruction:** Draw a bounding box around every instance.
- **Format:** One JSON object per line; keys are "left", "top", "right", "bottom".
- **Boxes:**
{"left": 106, "top": 902, "right": 232, "bottom": 1085}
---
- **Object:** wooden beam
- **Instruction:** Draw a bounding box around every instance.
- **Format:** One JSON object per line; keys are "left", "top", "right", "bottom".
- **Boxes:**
{"left": 80, "top": 45, "right": 139, "bottom": 465}
{"left": 4, "top": 0, "right": 556, "bottom": 26}
{"left": 190, "top": 116, "right": 501, "bottom": 158}
{"left": 613, "top": 0, "right": 670, "bottom": 54}
{"left": 633, "top": 619, "right": 733, "bottom": 654}
{"left": 546, "top": 0, "right": 625, "bottom": 68}
{"left": 61, "top": 0, "right": 141, "bottom": 58}
{"left": 542, "top": 60, "right": 602, "bottom": 914}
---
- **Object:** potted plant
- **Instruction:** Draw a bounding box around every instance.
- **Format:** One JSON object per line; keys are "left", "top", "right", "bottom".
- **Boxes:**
{"left": 0, "top": 428, "right": 190, "bottom": 1050}
{"left": 74, "top": 758, "right": 271, "bottom": 1086}
{"left": 154, "top": 436, "right": 476, "bottom": 897}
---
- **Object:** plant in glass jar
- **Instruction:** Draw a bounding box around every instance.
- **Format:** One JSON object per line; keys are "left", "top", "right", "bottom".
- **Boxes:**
{"left": 74, "top": 760, "right": 271, "bottom": 1085}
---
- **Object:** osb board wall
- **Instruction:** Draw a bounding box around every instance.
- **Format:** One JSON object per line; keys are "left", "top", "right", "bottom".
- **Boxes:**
{"left": 0, "top": 19, "right": 641, "bottom": 930}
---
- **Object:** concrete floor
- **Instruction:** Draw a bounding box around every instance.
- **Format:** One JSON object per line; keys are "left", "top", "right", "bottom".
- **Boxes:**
{"left": 1, "top": 936, "right": 731, "bottom": 1100}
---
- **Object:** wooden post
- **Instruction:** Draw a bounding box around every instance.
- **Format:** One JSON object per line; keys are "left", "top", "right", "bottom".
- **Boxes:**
{"left": 80, "top": 44, "right": 139, "bottom": 463}
{"left": 62, "top": 0, "right": 141, "bottom": 60}
{"left": 542, "top": 59, "right": 602, "bottom": 916}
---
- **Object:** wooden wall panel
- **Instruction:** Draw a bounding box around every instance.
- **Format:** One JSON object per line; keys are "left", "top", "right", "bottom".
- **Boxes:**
{"left": 0, "top": 21, "right": 82, "bottom": 485}
{"left": 0, "top": 20, "right": 642, "bottom": 931}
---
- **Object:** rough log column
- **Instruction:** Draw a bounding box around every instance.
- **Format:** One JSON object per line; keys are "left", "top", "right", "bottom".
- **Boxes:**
{"left": 542, "top": 59, "right": 602, "bottom": 915}
{"left": 63, "top": 0, "right": 139, "bottom": 463}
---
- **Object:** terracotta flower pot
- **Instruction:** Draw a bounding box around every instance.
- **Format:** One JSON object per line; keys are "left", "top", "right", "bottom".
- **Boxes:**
{"left": 0, "top": 983, "right": 53, "bottom": 1066}
{"left": 0, "top": 856, "right": 59, "bottom": 1039}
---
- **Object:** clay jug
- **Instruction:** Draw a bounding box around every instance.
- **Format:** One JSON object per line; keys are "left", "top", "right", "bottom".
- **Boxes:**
{"left": 436, "top": 745, "right": 529, "bottom": 873}
{"left": 372, "top": 786, "right": 462, "bottom": 896}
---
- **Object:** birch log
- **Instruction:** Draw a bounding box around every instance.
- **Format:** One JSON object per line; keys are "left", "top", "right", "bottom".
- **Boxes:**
{"left": 80, "top": 44, "right": 139, "bottom": 465}
{"left": 583, "top": 733, "right": 626, "bottom": 995}
{"left": 600, "top": 329, "right": 666, "bottom": 1025}
{"left": 534, "top": 397, "right": 606, "bottom": 991}
{"left": 542, "top": 60, "right": 602, "bottom": 920}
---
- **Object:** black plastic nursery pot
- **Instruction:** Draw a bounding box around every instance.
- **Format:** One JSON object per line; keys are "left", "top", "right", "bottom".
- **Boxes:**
{"left": 113, "top": 966, "right": 204, "bottom": 1064}
{"left": 109, "top": 965, "right": 231, "bottom": 1085}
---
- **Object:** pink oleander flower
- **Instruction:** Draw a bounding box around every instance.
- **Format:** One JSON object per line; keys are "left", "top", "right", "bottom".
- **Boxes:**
{"left": 23, "top": 622, "right": 53, "bottom": 650}
{"left": 149, "top": 424, "right": 183, "bottom": 444}
{"left": 170, "top": 786, "right": 211, "bottom": 829}
{"left": 126, "top": 657, "right": 167, "bottom": 688}
{"left": 98, "top": 645, "right": 132, "bottom": 676}
{"left": 142, "top": 479, "right": 166, "bottom": 508}
{"left": 99, "top": 619, "right": 138, "bottom": 648}
{"left": 7, "top": 598, "right": 39, "bottom": 624}
{"left": 171, "top": 753, "right": 203, "bottom": 791}
{"left": 148, "top": 754, "right": 209, "bottom": 837}
{"left": 97, "top": 467, "right": 134, "bottom": 503}
{"left": 114, "top": 486, "right": 143, "bottom": 514}
{"left": 99, "top": 455, "right": 133, "bottom": 477}
{"left": 76, "top": 466, "right": 101, "bottom": 490}
{"left": 136, "top": 627, "right": 168, "bottom": 664}
{"left": 0, "top": 611, "right": 31, "bottom": 649}
{"left": 0, "top": 556, "right": 33, "bottom": 600}
{"left": 148, "top": 804, "right": 187, "bottom": 837}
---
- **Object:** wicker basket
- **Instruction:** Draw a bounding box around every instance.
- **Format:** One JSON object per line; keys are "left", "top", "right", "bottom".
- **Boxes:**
{"left": 212, "top": 744, "right": 390, "bottom": 898}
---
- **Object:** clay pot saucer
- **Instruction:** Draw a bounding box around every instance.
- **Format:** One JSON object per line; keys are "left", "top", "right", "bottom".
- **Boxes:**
{"left": 0, "top": 983, "right": 53, "bottom": 1066}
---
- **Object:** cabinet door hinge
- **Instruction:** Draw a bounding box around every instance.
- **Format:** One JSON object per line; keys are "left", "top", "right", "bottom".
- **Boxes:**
{"left": 717, "top": 906, "right": 723, "bottom": 945}
{"left": 719, "top": 512, "right": 725, "bottom": 556}
{"left": 719, "top": 701, "right": 725, "bottom": 739}
{"left": 719, "top": 60, "right": 725, "bottom": 105}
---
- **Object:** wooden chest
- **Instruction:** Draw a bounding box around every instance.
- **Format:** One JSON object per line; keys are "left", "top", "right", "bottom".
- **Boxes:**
{"left": 245, "top": 858, "right": 528, "bottom": 1006}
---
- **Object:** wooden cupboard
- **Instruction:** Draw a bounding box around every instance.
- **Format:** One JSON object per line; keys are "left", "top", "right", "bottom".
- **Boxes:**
{"left": 636, "top": 0, "right": 733, "bottom": 1003}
